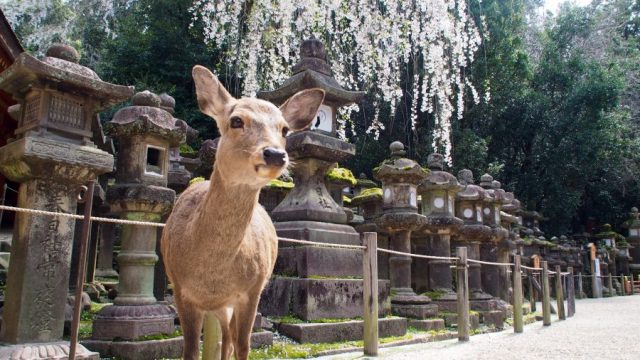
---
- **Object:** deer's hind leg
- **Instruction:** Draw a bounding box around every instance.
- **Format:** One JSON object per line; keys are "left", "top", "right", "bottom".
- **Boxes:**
{"left": 214, "top": 307, "right": 235, "bottom": 360}
{"left": 174, "top": 292, "right": 204, "bottom": 360}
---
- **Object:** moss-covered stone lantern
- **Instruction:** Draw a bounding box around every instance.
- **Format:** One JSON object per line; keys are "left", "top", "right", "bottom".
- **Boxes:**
{"left": 91, "top": 90, "right": 185, "bottom": 356}
{"left": 623, "top": 207, "right": 640, "bottom": 275}
{"left": 416, "top": 153, "right": 462, "bottom": 309}
{"left": 454, "top": 169, "right": 494, "bottom": 307}
{"left": 375, "top": 142, "right": 434, "bottom": 318}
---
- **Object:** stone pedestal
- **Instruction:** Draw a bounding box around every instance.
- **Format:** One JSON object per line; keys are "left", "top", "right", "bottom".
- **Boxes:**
{"left": 0, "top": 138, "right": 112, "bottom": 347}
{"left": 428, "top": 234, "right": 458, "bottom": 306}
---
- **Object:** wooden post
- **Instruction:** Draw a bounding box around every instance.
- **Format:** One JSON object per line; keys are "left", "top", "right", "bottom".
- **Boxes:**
{"left": 542, "top": 261, "right": 551, "bottom": 326}
{"left": 362, "top": 232, "right": 379, "bottom": 356}
{"left": 527, "top": 269, "right": 536, "bottom": 312}
{"left": 513, "top": 255, "right": 524, "bottom": 333}
{"left": 567, "top": 267, "right": 575, "bottom": 317}
{"left": 578, "top": 272, "right": 584, "bottom": 299}
{"left": 456, "top": 247, "right": 470, "bottom": 342}
{"left": 631, "top": 273, "right": 635, "bottom": 295}
{"left": 555, "top": 265, "right": 566, "bottom": 320}
{"left": 591, "top": 260, "right": 599, "bottom": 298}
{"left": 203, "top": 313, "right": 222, "bottom": 360}
{"left": 608, "top": 273, "right": 614, "bottom": 296}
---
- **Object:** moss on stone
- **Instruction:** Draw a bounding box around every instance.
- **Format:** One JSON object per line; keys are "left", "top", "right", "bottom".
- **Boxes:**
{"left": 343, "top": 195, "right": 351, "bottom": 205}
{"left": 179, "top": 143, "right": 197, "bottom": 156}
{"left": 351, "top": 187, "right": 383, "bottom": 203}
{"left": 325, "top": 167, "right": 357, "bottom": 186}
{"left": 266, "top": 179, "right": 294, "bottom": 189}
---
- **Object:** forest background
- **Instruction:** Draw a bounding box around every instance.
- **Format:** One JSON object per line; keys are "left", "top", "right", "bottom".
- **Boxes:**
{"left": 2, "top": 0, "right": 640, "bottom": 236}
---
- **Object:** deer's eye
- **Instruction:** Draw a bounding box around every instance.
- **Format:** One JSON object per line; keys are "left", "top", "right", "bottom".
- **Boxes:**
{"left": 230, "top": 116, "right": 244, "bottom": 129}
{"left": 282, "top": 127, "right": 290, "bottom": 137}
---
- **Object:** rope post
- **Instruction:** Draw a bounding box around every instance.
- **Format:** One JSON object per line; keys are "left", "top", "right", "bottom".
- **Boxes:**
{"left": 542, "top": 261, "right": 551, "bottom": 326}
{"left": 555, "top": 266, "right": 565, "bottom": 321}
{"left": 512, "top": 255, "right": 524, "bottom": 333}
{"left": 362, "top": 232, "right": 379, "bottom": 357}
{"left": 69, "top": 180, "right": 96, "bottom": 360}
{"left": 528, "top": 269, "right": 536, "bottom": 312}
{"left": 203, "top": 313, "right": 222, "bottom": 360}
{"left": 567, "top": 267, "right": 575, "bottom": 317}
{"left": 456, "top": 246, "right": 470, "bottom": 342}
{"left": 631, "top": 273, "right": 635, "bottom": 295}
{"left": 608, "top": 273, "right": 614, "bottom": 296}
{"left": 591, "top": 260, "right": 599, "bottom": 298}
{"left": 578, "top": 272, "right": 584, "bottom": 299}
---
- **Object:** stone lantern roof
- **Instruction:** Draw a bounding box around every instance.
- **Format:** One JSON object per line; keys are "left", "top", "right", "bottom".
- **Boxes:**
{"left": 106, "top": 90, "right": 185, "bottom": 146}
{"left": 418, "top": 153, "right": 459, "bottom": 192}
{"left": 0, "top": 43, "right": 132, "bottom": 107}
{"left": 374, "top": 141, "right": 428, "bottom": 184}
{"left": 257, "top": 38, "right": 364, "bottom": 106}
{"left": 456, "top": 169, "right": 490, "bottom": 202}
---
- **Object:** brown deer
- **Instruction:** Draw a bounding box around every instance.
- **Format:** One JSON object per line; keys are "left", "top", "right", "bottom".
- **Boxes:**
{"left": 161, "top": 65, "right": 324, "bottom": 360}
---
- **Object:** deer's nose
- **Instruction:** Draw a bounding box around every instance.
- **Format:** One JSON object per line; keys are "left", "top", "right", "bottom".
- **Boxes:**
{"left": 263, "top": 147, "right": 287, "bottom": 167}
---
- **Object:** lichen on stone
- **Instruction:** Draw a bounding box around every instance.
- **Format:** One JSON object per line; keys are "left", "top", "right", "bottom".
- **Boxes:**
{"left": 351, "top": 187, "right": 383, "bottom": 203}
{"left": 266, "top": 179, "right": 294, "bottom": 189}
{"left": 189, "top": 176, "right": 205, "bottom": 186}
{"left": 325, "top": 167, "right": 357, "bottom": 186}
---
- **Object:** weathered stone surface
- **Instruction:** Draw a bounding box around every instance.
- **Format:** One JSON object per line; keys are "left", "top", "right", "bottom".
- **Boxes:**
{"left": 277, "top": 317, "right": 406, "bottom": 344}
{"left": 259, "top": 278, "right": 391, "bottom": 320}
{"left": 107, "top": 184, "right": 175, "bottom": 215}
{"left": 82, "top": 337, "right": 182, "bottom": 360}
{"left": 250, "top": 331, "right": 273, "bottom": 348}
{"left": 274, "top": 246, "right": 362, "bottom": 278}
{"left": 440, "top": 312, "right": 480, "bottom": 330}
{"left": 391, "top": 303, "right": 438, "bottom": 319}
{"left": 408, "top": 318, "right": 445, "bottom": 332}
{"left": 480, "top": 310, "right": 506, "bottom": 329}
{"left": 0, "top": 341, "right": 99, "bottom": 359}
{"left": 276, "top": 221, "right": 360, "bottom": 246}
{"left": 92, "top": 304, "right": 176, "bottom": 340}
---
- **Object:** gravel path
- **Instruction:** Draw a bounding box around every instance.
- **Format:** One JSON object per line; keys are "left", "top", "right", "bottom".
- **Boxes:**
{"left": 318, "top": 296, "right": 640, "bottom": 360}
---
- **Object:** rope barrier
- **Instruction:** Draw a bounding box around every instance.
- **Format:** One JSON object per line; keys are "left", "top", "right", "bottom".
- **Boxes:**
{"left": 278, "top": 237, "right": 365, "bottom": 250}
{"left": 521, "top": 265, "right": 543, "bottom": 271}
{"left": 467, "top": 258, "right": 514, "bottom": 267}
{"left": 377, "top": 248, "right": 457, "bottom": 262}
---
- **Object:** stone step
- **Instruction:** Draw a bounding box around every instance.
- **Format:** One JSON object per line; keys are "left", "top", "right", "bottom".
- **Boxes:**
{"left": 276, "top": 317, "right": 407, "bottom": 344}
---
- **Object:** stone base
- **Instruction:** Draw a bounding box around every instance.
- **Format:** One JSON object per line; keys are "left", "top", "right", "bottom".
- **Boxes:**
{"left": 275, "top": 246, "right": 362, "bottom": 278}
{"left": 0, "top": 341, "right": 99, "bottom": 359}
{"left": 470, "top": 298, "right": 500, "bottom": 311}
{"left": 94, "top": 269, "right": 119, "bottom": 278}
{"left": 259, "top": 278, "right": 391, "bottom": 320}
{"left": 82, "top": 336, "right": 182, "bottom": 360}
{"left": 250, "top": 331, "right": 273, "bottom": 348}
{"left": 92, "top": 304, "right": 176, "bottom": 340}
{"left": 276, "top": 317, "right": 407, "bottom": 344}
{"left": 480, "top": 310, "right": 506, "bottom": 329}
{"left": 391, "top": 303, "right": 438, "bottom": 319}
{"left": 440, "top": 312, "right": 480, "bottom": 330}
{"left": 407, "top": 318, "right": 445, "bottom": 331}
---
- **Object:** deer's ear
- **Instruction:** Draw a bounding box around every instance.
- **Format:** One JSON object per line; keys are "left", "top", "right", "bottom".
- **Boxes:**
{"left": 280, "top": 88, "right": 325, "bottom": 132}
{"left": 192, "top": 65, "right": 234, "bottom": 124}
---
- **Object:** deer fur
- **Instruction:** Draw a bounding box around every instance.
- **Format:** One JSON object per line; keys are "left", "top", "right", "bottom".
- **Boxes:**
{"left": 161, "top": 65, "right": 324, "bottom": 360}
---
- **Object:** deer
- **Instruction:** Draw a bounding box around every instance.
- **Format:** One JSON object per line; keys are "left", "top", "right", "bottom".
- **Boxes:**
{"left": 161, "top": 65, "right": 324, "bottom": 360}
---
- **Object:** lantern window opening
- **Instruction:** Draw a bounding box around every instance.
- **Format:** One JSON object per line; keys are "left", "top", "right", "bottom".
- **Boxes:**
{"left": 145, "top": 145, "right": 165, "bottom": 177}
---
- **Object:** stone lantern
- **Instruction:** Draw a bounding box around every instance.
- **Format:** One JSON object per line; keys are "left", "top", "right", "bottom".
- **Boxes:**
{"left": 90, "top": 91, "right": 185, "bottom": 358}
{"left": 416, "top": 153, "right": 462, "bottom": 310}
{"left": 454, "top": 169, "right": 494, "bottom": 308}
{"left": 478, "top": 175, "right": 509, "bottom": 300}
{"left": 256, "top": 39, "right": 398, "bottom": 343}
{"left": 624, "top": 207, "right": 640, "bottom": 275}
{"left": 0, "top": 44, "right": 132, "bottom": 357}
{"left": 500, "top": 193, "right": 521, "bottom": 302}
{"left": 375, "top": 142, "right": 434, "bottom": 318}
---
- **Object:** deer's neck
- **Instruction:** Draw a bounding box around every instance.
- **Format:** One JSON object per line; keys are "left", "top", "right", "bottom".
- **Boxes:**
{"left": 196, "top": 168, "right": 260, "bottom": 249}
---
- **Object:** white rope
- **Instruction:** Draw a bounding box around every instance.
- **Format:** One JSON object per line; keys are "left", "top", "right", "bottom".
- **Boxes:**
{"left": 278, "top": 237, "right": 365, "bottom": 250}
{"left": 377, "top": 248, "right": 457, "bottom": 262}
{"left": 467, "top": 258, "right": 514, "bottom": 267}
{"left": 0, "top": 205, "right": 166, "bottom": 227}
{"left": 521, "top": 265, "right": 543, "bottom": 271}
